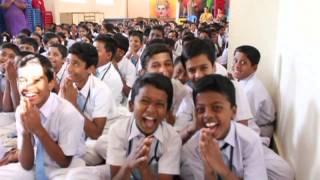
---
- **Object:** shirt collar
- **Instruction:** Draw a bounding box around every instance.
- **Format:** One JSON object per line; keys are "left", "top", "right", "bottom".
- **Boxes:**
{"left": 39, "top": 92, "right": 56, "bottom": 121}
{"left": 219, "top": 121, "right": 236, "bottom": 148}
{"left": 128, "top": 117, "right": 164, "bottom": 144}
{"left": 96, "top": 62, "right": 111, "bottom": 74}
{"left": 239, "top": 73, "right": 256, "bottom": 85}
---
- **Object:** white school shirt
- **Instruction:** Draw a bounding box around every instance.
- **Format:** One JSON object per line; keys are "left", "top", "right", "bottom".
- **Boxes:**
{"left": 117, "top": 56, "right": 137, "bottom": 88}
{"left": 96, "top": 62, "right": 124, "bottom": 105}
{"left": 15, "top": 93, "right": 85, "bottom": 168}
{"left": 107, "top": 116, "right": 182, "bottom": 175}
{"left": 56, "top": 62, "right": 68, "bottom": 85}
{"left": 174, "top": 80, "right": 253, "bottom": 131}
{"left": 180, "top": 121, "right": 268, "bottom": 180}
{"left": 239, "top": 74, "right": 275, "bottom": 144}
{"left": 77, "top": 74, "right": 116, "bottom": 124}
{"left": 215, "top": 62, "right": 228, "bottom": 76}
{"left": 171, "top": 79, "right": 189, "bottom": 114}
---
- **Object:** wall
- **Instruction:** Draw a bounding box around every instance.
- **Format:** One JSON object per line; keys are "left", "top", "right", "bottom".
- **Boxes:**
{"left": 128, "top": 0, "right": 150, "bottom": 18}
{"left": 275, "top": 0, "right": 320, "bottom": 179}
{"left": 229, "top": 0, "right": 320, "bottom": 179}
{"left": 45, "top": 0, "right": 127, "bottom": 24}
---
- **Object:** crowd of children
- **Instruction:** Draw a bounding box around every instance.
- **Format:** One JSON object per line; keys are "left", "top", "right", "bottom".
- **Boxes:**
{"left": 0, "top": 17, "right": 295, "bottom": 180}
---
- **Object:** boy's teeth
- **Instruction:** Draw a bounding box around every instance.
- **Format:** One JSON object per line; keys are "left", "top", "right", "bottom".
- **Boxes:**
{"left": 145, "top": 116, "right": 155, "bottom": 121}
{"left": 206, "top": 122, "right": 217, "bottom": 128}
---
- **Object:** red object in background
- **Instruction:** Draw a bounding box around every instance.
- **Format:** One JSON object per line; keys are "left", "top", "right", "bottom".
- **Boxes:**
{"left": 32, "top": 0, "right": 46, "bottom": 25}
{"left": 214, "top": 0, "right": 225, "bottom": 16}
{"left": 44, "top": 11, "right": 53, "bottom": 29}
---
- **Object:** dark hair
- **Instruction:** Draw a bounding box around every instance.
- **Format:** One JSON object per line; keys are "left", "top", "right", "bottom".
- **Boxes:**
{"left": 140, "top": 43, "right": 172, "bottom": 70}
{"left": 129, "top": 30, "right": 143, "bottom": 43}
{"left": 68, "top": 42, "right": 98, "bottom": 68}
{"left": 43, "top": 32, "right": 60, "bottom": 45}
{"left": 0, "top": 43, "right": 20, "bottom": 56}
{"left": 20, "top": 37, "right": 39, "bottom": 52}
{"left": 168, "top": 30, "right": 178, "bottom": 39}
{"left": 31, "top": 32, "right": 42, "bottom": 41}
{"left": 49, "top": 44, "right": 67, "bottom": 58}
{"left": 150, "top": 25, "right": 164, "bottom": 37}
{"left": 78, "top": 24, "right": 90, "bottom": 34}
{"left": 18, "top": 54, "right": 54, "bottom": 82}
{"left": 113, "top": 33, "right": 129, "bottom": 52}
{"left": 181, "top": 38, "right": 216, "bottom": 68}
{"left": 234, "top": 45, "right": 261, "bottom": 65}
{"left": 94, "top": 34, "right": 117, "bottom": 59}
{"left": 193, "top": 74, "right": 236, "bottom": 107}
{"left": 102, "top": 23, "right": 114, "bottom": 33}
{"left": 19, "top": 28, "right": 32, "bottom": 36}
{"left": 131, "top": 73, "right": 173, "bottom": 111}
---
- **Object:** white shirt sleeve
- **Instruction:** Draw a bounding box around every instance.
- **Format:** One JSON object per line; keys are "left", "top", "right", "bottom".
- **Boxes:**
{"left": 158, "top": 130, "right": 182, "bottom": 175}
{"left": 233, "top": 81, "right": 253, "bottom": 121}
{"left": 92, "top": 85, "right": 115, "bottom": 119}
{"left": 107, "top": 122, "right": 128, "bottom": 166}
{"left": 58, "top": 102, "right": 85, "bottom": 156}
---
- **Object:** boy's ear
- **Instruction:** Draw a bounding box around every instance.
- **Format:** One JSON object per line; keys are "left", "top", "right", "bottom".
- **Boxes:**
{"left": 231, "top": 106, "right": 237, "bottom": 119}
{"left": 87, "top": 65, "right": 96, "bottom": 74}
{"left": 48, "top": 78, "right": 55, "bottom": 91}
{"left": 128, "top": 100, "right": 134, "bottom": 112}
{"left": 252, "top": 64, "right": 258, "bottom": 71}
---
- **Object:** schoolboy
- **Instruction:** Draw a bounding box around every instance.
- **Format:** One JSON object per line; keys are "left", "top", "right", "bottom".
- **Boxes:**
{"left": 113, "top": 33, "right": 137, "bottom": 101}
{"left": 108, "top": 73, "right": 181, "bottom": 179}
{"left": 126, "top": 30, "right": 144, "bottom": 72}
{"left": 232, "top": 45, "right": 294, "bottom": 180}
{"left": 60, "top": 42, "right": 116, "bottom": 166}
{"left": 175, "top": 38, "right": 252, "bottom": 135}
{"left": 0, "top": 43, "right": 20, "bottom": 112}
{"left": 139, "top": 42, "right": 188, "bottom": 119}
{"left": 94, "top": 34, "right": 123, "bottom": 105}
{"left": 180, "top": 74, "right": 268, "bottom": 180}
{"left": 41, "top": 32, "right": 60, "bottom": 57}
{"left": 65, "top": 73, "right": 182, "bottom": 179}
{"left": 0, "top": 54, "right": 85, "bottom": 179}
{"left": 19, "top": 37, "right": 39, "bottom": 54}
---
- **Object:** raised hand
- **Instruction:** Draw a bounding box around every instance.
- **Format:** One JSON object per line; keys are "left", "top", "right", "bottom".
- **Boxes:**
{"left": 126, "top": 136, "right": 153, "bottom": 170}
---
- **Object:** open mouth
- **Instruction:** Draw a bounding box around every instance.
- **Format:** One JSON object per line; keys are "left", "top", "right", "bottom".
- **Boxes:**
{"left": 21, "top": 91, "right": 38, "bottom": 101}
{"left": 143, "top": 116, "right": 157, "bottom": 129}
{"left": 205, "top": 122, "right": 219, "bottom": 135}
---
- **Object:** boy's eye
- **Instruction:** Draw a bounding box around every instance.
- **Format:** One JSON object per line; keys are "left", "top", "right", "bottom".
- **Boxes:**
{"left": 155, "top": 102, "right": 165, "bottom": 108}
{"left": 212, "top": 105, "right": 223, "bottom": 112}
{"left": 196, "top": 107, "right": 205, "bottom": 114}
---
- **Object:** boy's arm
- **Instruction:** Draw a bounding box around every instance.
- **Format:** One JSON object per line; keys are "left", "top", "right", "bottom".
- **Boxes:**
{"left": 19, "top": 132, "right": 34, "bottom": 170}
{"left": 35, "top": 128, "right": 72, "bottom": 167}
{"left": 2, "top": 81, "right": 13, "bottom": 112}
{"left": 83, "top": 117, "right": 106, "bottom": 139}
{"left": 4, "top": 60, "right": 20, "bottom": 111}
{"left": 22, "top": 99, "right": 73, "bottom": 168}
{"left": 111, "top": 165, "right": 131, "bottom": 180}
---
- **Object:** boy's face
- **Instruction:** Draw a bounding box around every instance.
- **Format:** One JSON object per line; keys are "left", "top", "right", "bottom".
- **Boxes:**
{"left": 17, "top": 62, "right": 54, "bottom": 108}
{"left": 185, "top": 54, "right": 215, "bottom": 83}
{"left": 94, "top": 41, "right": 112, "bottom": 65}
{"left": 0, "top": 48, "right": 16, "bottom": 65}
{"left": 130, "top": 85, "right": 168, "bottom": 135}
{"left": 48, "top": 47, "right": 64, "bottom": 73}
{"left": 67, "top": 53, "right": 92, "bottom": 88}
{"left": 44, "top": 37, "right": 60, "bottom": 49}
{"left": 232, "top": 52, "right": 257, "bottom": 80}
{"left": 19, "top": 44, "right": 36, "bottom": 53}
{"left": 173, "top": 62, "right": 188, "bottom": 84}
{"left": 145, "top": 52, "right": 173, "bottom": 78}
{"left": 195, "top": 91, "right": 236, "bottom": 140}
{"left": 148, "top": 29, "right": 164, "bottom": 42}
{"left": 129, "top": 36, "right": 142, "bottom": 53}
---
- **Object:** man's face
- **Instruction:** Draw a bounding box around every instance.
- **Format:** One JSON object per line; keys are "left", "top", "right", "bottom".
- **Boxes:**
{"left": 145, "top": 52, "right": 173, "bottom": 78}
{"left": 195, "top": 91, "right": 236, "bottom": 140}
{"left": 185, "top": 54, "right": 215, "bottom": 83}
{"left": 157, "top": 5, "right": 168, "bottom": 18}
{"left": 130, "top": 85, "right": 168, "bottom": 135}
